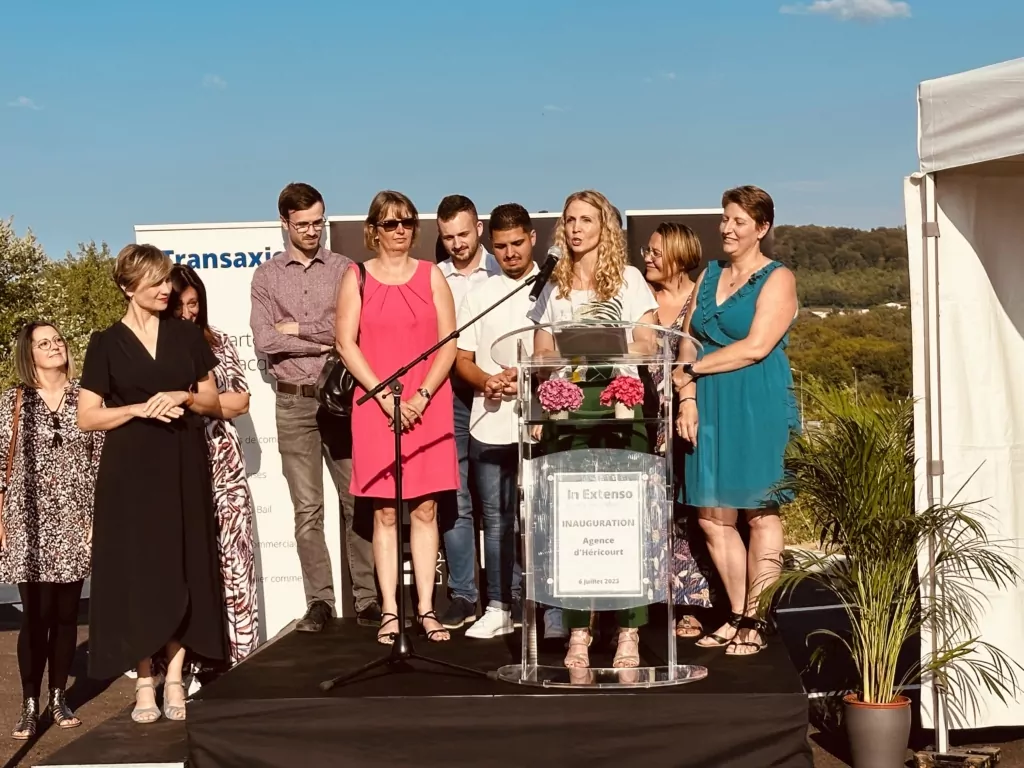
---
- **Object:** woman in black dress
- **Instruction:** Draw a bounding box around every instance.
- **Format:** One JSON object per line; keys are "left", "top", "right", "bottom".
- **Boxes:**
{"left": 77, "top": 244, "right": 227, "bottom": 724}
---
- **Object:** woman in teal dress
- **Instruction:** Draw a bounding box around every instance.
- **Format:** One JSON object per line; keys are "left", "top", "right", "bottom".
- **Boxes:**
{"left": 673, "top": 185, "right": 800, "bottom": 657}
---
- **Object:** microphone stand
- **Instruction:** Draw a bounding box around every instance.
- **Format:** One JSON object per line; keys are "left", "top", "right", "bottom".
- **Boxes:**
{"left": 320, "top": 268, "right": 544, "bottom": 691}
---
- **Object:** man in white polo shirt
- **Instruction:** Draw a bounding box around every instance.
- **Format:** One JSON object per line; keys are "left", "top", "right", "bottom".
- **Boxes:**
{"left": 454, "top": 203, "right": 538, "bottom": 638}
{"left": 436, "top": 194, "right": 501, "bottom": 629}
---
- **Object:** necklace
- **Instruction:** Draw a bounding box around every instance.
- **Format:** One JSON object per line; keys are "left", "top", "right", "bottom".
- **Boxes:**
{"left": 40, "top": 388, "right": 68, "bottom": 449}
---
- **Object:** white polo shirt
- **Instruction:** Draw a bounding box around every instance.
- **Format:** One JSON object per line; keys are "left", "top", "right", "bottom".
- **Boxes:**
{"left": 456, "top": 262, "right": 539, "bottom": 446}
{"left": 439, "top": 249, "right": 501, "bottom": 312}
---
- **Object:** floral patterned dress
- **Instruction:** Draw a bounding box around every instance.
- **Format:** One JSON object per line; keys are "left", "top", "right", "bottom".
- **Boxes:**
{"left": 651, "top": 299, "right": 712, "bottom": 609}
{"left": 206, "top": 328, "right": 259, "bottom": 665}
{"left": 0, "top": 382, "right": 101, "bottom": 584}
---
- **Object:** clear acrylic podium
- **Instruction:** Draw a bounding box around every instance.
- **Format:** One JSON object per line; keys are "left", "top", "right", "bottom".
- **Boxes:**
{"left": 489, "top": 320, "right": 709, "bottom": 689}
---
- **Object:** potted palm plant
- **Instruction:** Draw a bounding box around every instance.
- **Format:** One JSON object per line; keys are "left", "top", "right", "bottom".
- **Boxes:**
{"left": 760, "top": 385, "right": 1022, "bottom": 768}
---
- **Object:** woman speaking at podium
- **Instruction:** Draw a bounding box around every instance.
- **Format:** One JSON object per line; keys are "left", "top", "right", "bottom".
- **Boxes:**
{"left": 529, "top": 189, "right": 658, "bottom": 670}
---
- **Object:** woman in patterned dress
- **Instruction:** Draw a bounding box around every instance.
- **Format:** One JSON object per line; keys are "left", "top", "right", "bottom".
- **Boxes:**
{"left": 641, "top": 224, "right": 713, "bottom": 639}
{"left": 168, "top": 265, "right": 259, "bottom": 665}
{"left": 1, "top": 321, "right": 102, "bottom": 738}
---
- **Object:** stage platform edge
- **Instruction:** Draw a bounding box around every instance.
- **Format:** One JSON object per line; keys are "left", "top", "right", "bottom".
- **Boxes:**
{"left": 185, "top": 619, "right": 813, "bottom": 768}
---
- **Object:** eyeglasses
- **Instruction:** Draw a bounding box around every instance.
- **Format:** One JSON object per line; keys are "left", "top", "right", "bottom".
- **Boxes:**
{"left": 34, "top": 336, "right": 66, "bottom": 352}
{"left": 377, "top": 217, "right": 416, "bottom": 232}
{"left": 288, "top": 217, "right": 327, "bottom": 233}
{"left": 640, "top": 246, "right": 663, "bottom": 261}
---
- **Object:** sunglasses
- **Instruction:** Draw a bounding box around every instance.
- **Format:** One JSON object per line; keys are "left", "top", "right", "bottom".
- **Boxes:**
{"left": 376, "top": 217, "right": 416, "bottom": 232}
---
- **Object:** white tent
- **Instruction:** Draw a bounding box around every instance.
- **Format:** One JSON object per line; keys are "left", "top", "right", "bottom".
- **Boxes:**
{"left": 905, "top": 57, "right": 1024, "bottom": 745}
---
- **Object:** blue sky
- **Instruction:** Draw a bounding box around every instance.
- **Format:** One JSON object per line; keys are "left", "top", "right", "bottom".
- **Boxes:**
{"left": 2, "top": 0, "right": 1021, "bottom": 258}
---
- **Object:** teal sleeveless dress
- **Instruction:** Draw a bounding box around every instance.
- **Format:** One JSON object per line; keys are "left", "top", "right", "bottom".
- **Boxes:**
{"left": 683, "top": 260, "right": 800, "bottom": 510}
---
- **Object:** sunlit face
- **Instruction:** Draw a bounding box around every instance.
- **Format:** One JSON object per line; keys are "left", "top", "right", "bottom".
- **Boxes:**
{"left": 31, "top": 325, "right": 67, "bottom": 374}
{"left": 720, "top": 202, "right": 768, "bottom": 257}
{"left": 437, "top": 211, "right": 482, "bottom": 262}
{"left": 563, "top": 200, "right": 602, "bottom": 257}
{"left": 375, "top": 205, "right": 416, "bottom": 254}
{"left": 490, "top": 227, "right": 536, "bottom": 280}
{"left": 642, "top": 231, "right": 669, "bottom": 284}
{"left": 174, "top": 286, "right": 200, "bottom": 322}
{"left": 283, "top": 201, "right": 326, "bottom": 252}
{"left": 129, "top": 274, "right": 172, "bottom": 313}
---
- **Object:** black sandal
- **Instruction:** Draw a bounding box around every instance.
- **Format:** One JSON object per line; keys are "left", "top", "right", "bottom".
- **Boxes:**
{"left": 377, "top": 613, "right": 400, "bottom": 645}
{"left": 416, "top": 611, "right": 450, "bottom": 643}
{"left": 726, "top": 616, "right": 769, "bottom": 656}
{"left": 49, "top": 688, "right": 81, "bottom": 729}
{"left": 695, "top": 612, "right": 743, "bottom": 648}
{"left": 12, "top": 697, "right": 39, "bottom": 740}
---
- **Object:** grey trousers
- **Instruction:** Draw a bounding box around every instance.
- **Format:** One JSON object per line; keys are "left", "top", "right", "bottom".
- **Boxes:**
{"left": 275, "top": 393, "right": 376, "bottom": 613}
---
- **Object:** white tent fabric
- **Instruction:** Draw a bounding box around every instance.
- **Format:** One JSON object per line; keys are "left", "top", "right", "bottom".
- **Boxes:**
{"left": 919, "top": 57, "right": 1024, "bottom": 174}
{"left": 907, "top": 58, "right": 1024, "bottom": 732}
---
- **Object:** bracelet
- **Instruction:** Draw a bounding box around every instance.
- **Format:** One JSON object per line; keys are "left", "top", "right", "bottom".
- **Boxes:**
{"left": 185, "top": 391, "right": 195, "bottom": 408}
{"left": 678, "top": 397, "right": 696, "bottom": 406}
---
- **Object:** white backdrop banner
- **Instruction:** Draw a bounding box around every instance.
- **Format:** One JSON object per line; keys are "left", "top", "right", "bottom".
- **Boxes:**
{"left": 134, "top": 221, "right": 345, "bottom": 642}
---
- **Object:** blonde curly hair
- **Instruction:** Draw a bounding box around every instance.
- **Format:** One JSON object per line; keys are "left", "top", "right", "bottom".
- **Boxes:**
{"left": 550, "top": 190, "right": 626, "bottom": 302}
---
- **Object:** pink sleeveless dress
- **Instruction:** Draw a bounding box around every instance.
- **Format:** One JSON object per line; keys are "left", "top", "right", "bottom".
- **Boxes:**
{"left": 349, "top": 258, "right": 459, "bottom": 499}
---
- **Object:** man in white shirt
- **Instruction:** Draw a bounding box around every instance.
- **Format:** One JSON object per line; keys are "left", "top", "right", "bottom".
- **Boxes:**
{"left": 453, "top": 203, "right": 538, "bottom": 638}
{"left": 436, "top": 195, "right": 501, "bottom": 629}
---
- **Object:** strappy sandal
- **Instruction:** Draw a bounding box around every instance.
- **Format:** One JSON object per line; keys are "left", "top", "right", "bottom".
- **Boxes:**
{"left": 564, "top": 628, "right": 592, "bottom": 668}
{"left": 726, "top": 616, "right": 769, "bottom": 656}
{"left": 49, "top": 688, "right": 81, "bottom": 729}
{"left": 675, "top": 614, "right": 703, "bottom": 639}
{"left": 131, "top": 680, "right": 161, "bottom": 724}
{"left": 162, "top": 680, "right": 187, "bottom": 721}
{"left": 416, "top": 611, "right": 450, "bottom": 642}
{"left": 377, "top": 613, "right": 399, "bottom": 645}
{"left": 11, "top": 697, "right": 39, "bottom": 740}
{"left": 612, "top": 628, "right": 640, "bottom": 668}
{"left": 695, "top": 611, "right": 743, "bottom": 648}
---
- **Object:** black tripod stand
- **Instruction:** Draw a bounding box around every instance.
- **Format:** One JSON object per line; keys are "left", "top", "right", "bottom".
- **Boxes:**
{"left": 319, "top": 267, "right": 543, "bottom": 691}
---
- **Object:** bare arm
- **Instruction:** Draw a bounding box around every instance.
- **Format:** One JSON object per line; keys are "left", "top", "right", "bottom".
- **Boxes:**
{"left": 218, "top": 392, "right": 250, "bottom": 420}
{"left": 77, "top": 388, "right": 146, "bottom": 431}
{"left": 250, "top": 270, "right": 326, "bottom": 357}
{"left": 689, "top": 267, "right": 797, "bottom": 375}
{"left": 335, "top": 267, "right": 391, "bottom": 412}
{"left": 416, "top": 265, "right": 458, "bottom": 397}
{"left": 628, "top": 310, "right": 657, "bottom": 355}
{"left": 672, "top": 268, "right": 706, "bottom": 400}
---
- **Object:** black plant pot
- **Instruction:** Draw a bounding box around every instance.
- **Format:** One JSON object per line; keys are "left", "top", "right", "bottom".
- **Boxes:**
{"left": 843, "top": 693, "right": 911, "bottom": 768}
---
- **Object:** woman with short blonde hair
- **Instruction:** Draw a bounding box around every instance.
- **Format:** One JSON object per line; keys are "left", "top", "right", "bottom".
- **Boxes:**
{"left": 2, "top": 320, "right": 100, "bottom": 739}
{"left": 78, "top": 243, "right": 228, "bottom": 723}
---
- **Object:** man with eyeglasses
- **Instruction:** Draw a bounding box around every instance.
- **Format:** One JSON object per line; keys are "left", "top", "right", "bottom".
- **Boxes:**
{"left": 249, "top": 182, "right": 379, "bottom": 633}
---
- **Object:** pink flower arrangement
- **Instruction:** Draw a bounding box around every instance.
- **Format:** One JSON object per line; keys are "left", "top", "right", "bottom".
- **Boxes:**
{"left": 599, "top": 375, "right": 645, "bottom": 408}
{"left": 537, "top": 378, "right": 584, "bottom": 413}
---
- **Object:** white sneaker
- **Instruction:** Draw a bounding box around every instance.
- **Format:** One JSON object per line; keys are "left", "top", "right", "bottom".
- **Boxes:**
{"left": 544, "top": 608, "right": 567, "bottom": 639}
{"left": 465, "top": 606, "right": 514, "bottom": 639}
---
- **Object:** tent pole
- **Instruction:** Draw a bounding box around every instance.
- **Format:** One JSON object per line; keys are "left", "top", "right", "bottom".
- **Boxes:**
{"left": 920, "top": 172, "right": 948, "bottom": 753}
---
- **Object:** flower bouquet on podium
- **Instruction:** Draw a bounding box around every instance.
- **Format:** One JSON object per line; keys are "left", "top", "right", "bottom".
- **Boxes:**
{"left": 537, "top": 378, "right": 584, "bottom": 420}
{"left": 599, "top": 375, "right": 644, "bottom": 419}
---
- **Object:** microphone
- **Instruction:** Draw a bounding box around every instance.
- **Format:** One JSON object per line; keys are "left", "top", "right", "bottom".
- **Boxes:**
{"left": 529, "top": 246, "right": 563, "bottom": 302}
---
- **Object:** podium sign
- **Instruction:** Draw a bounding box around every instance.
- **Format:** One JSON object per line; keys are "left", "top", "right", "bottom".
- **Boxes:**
{"left": 552, "top": 471, "right": 645, "bottom": 599}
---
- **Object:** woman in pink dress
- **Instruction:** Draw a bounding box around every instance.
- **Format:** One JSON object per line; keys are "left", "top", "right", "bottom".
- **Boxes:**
{"left": 336, "top": 190, "right": 459, "bottom": 645}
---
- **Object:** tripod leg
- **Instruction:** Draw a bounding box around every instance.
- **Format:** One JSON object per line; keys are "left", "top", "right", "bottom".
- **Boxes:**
{"left": 405, "top": 652, "right": 492, "bottom": 680}
{"left": 319, "top": 655, "right": 399, "bottom": 691}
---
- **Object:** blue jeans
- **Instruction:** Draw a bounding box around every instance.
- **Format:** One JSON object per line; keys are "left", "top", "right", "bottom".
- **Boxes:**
{"left": 469, "top": 437, "right": 522, "bottom": 607}
{"left": 441, "top": 386, "right": 478, "bottom": 603}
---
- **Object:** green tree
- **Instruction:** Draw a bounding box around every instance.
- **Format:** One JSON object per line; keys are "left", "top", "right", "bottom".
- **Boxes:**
{"left": 37, "top": 242, "right": 124, "bottom": 376}
{"left": 0, "top": 219, "right": 48, "bottom": 385}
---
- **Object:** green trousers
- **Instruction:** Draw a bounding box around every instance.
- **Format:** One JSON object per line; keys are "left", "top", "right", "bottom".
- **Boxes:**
{"left": 541, "top": 370, "right": 651, "bottom": 630}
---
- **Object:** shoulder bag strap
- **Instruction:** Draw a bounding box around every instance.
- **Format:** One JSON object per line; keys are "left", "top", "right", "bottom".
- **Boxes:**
{"left": 4, "top": 387, "right": 23, "bottom": 491}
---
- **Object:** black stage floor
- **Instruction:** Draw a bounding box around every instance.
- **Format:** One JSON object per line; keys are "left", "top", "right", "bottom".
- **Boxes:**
{"left": 182, "top": 619, "right": 813, "bottom": 768}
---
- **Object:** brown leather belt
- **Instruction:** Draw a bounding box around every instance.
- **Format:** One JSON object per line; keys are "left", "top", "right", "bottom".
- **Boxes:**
{"left": 276, "top": 381, "right": 317, "bottom": 398}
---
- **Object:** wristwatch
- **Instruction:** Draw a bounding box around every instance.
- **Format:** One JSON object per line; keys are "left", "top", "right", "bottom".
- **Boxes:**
{"left": 417, "top": 387, "right": 431, "bottom": 401}
{"left": 682, "top": 362, "right": 700, "bottom": 380}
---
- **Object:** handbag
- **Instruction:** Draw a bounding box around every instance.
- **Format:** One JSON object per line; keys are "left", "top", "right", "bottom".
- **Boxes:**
{"left": 2, "top": 387, "right": 23, "bottom": 508}
{"left": 315, "top": 262, "right": 366, "bottom": 418}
